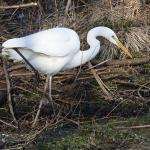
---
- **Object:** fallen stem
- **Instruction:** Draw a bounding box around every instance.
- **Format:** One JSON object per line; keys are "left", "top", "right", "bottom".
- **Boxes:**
{"left": 116, "top": 124, "right": 150, "bottom": 129}
{"left": 2, "top": 58, "right": 17, "bottom": 123}
{"left": 101, "top": 57, "right": 150, "bottom": 67}
{"left": 0, "top": 119, "right": 18, "bottom": 129}
{"left": 0, "top": 2, "right": 37, "bottom": 9}
{"left": 88, "top": 61, "right": 112, "bottom": 100}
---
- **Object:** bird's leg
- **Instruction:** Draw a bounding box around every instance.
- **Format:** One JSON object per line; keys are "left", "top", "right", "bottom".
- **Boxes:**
{"left": 32, "top": 76, "right": 50, "bottom": 127}
{"left": 48, "top": 76, "right": 53, "bottom": 101}
{"left": 32, "top": 99, "right": 44, "bottom": 128}
{"left": 44, "top": 75, "right": 50, "bottom": 93}
{"left": 32, "top": 75, "right": 54, "bottom": 127}
{"left": 42, "top": 75, "right": 55, "bottom": 114}
{"left": 48, "top": 75, "right": 56, "bottom": 115}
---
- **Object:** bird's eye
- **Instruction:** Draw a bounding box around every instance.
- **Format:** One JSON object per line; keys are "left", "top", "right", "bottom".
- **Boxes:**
{"left": 112, "top": 35, "right": 115, "bottom": 38}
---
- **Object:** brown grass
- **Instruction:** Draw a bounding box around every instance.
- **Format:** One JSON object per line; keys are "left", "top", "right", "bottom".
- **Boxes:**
{"left": 0, "top": 0, "right": 150, "bottom": 149}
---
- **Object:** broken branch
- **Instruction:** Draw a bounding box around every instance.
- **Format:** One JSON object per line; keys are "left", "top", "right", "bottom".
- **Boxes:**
{"left": 88, "top": 61, "right": 112, "bottom": 99}
{"left": 0, "top": 2, "right": 37, "bottom": 9}
{"left": 101, "top": 57, "right": 150, "bottom": 67}
{"left": 2, "top": 58, "right": 17, "bottom": 123}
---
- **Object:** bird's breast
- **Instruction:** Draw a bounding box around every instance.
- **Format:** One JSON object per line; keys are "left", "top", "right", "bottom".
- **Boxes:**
{"left": 29, "top": 54, "right": 72, "bottom": 75}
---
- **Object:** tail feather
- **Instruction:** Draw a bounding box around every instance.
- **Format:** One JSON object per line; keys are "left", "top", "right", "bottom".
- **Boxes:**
{"left": 2, "top": 38, "right": 25, "bottom": 48}
{"left": 2, "top": 48, "right": 24, "bottom": 62}
{"left": 2, "top": 48, "right": 33, "bottom": 62}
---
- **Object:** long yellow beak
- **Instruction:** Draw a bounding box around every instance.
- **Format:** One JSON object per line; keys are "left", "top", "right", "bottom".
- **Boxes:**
{"left": 116, "top": 39, "right": 133, "bottom": 59}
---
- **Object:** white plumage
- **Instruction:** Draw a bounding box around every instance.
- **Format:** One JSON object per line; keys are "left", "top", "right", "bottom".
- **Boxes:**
{"left": 2, "top": 26, "right": 132, "bottom": 126}
{"left": 2, "top": 28, "right": 80, "bottom": 74}
{"left": 2, "top": 27, "right": 132, "bottom": 75}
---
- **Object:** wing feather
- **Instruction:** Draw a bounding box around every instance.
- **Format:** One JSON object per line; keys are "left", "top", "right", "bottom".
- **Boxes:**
{"left": 2, "top": 28, "right": 80, "bottom": 57}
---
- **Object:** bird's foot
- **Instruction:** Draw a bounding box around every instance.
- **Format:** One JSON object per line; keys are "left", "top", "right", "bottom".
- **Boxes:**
{"left": 47, "top": 95, "right": 56, "bottom": 116}
{"left": 32, "top": 96, "right": 58, "bottom": 128}
{"left": 32, "top": 98, "right": 48, "bottom": 128}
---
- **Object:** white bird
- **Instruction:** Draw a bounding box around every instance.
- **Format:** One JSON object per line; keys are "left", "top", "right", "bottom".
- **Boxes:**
{"left": 2, "top": 26, "right": 132, "bottom": 126}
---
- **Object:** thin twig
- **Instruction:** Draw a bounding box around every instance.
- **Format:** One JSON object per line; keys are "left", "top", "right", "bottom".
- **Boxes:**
{"left": 137, "top": 81, "right": 150, "bottom": 100}
{"left": 88, "top": 62, "right": 112, "bottom": 99}
{"left": 64, "top": 118, "right": 80, "bottom": 126}
{"left": 109, "top": 0, "right": 114, "bottom": 26}
{"left": 14, "top": 48, "right": 39, "bottom": 75}
{"left": 63, "top": 0, "right": 72, "bottom": 24}
{"left": 15, "top": 86, "right": 39, "bottom": 96}
{"left": 0, "top": 2, "right": 37, "bottom": 9}
{"left": 0, "top": 119, "right": 18, "bottom": 129}
{"left": 32, "top": 100, "right": 44, "bottom": 128}
{"left": 8, "top": 64, "right": 26, "bottom": 72}
{"left": 87, "top": 58, "right": 112, "bottom": 70}
{"left": 106, "top": 98, "right": 127, "bottom": 117}
{"left": 101, "top": 57, "right": 150, "bottom": 67}
{"left": 65, "top": 0, "right": 72, "bottom": 15}
{"left": 116, "top": 124, "right": 150, "bottom": 129}
{"left": 10, "top": 73, "right": 34, "bottom": 77}
{"left": 2, "top": 58, "right": 17, "bottom": 123}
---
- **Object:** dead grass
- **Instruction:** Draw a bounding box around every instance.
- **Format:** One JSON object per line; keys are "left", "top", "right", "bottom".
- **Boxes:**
{"left": 0, "top": 0, "right": 150, "bottom": 149}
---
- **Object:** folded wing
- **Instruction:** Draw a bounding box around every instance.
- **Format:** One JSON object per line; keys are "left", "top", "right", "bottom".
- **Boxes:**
{"left": 2, "top": 28, "right": 80, "bottom": 57}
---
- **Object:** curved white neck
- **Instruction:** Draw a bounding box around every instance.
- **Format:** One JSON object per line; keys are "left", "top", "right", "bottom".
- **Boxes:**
{"left": 65, "top": 27, "right": 110, "bottom": 69}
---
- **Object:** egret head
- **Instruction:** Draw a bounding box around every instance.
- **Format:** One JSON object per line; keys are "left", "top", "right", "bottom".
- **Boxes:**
{"left": 104, "top": 28, "right": 133, "bottom": 58}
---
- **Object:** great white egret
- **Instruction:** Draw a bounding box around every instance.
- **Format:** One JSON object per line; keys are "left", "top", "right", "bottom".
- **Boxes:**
{"left": 2, "top": 26, "right": 132, "bottom": 126}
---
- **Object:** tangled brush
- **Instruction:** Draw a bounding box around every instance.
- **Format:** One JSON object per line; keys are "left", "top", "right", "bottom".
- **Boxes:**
{"left": 125, "top": 27, "right": 150, "bottom": 55}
